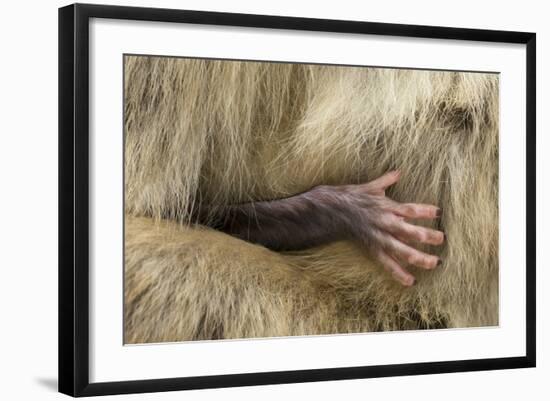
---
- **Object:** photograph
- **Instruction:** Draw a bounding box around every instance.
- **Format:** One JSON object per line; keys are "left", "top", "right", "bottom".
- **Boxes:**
{"left": 123, "top": 55, "right": 500, "bottom": 344}
{"left": 0, "top": 0, "right": 542, "bottom": 399}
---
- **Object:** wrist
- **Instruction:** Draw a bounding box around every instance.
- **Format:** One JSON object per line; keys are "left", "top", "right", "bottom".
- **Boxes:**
{"left": 305, "top": 185, "right": 353, "bottom": 237}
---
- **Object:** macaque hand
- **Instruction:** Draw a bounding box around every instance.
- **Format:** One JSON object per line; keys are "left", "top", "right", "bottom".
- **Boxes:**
{"left": 311, "top": 171, "right": 445, "bottom": 287}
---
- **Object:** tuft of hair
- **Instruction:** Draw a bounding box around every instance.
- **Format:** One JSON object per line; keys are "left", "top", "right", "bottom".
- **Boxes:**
{"left": 124, "top": 55, "right": 499, "bottom": 342}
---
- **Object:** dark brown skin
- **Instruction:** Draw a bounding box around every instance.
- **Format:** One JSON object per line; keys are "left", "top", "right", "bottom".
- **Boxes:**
{"left": 212, "top": 171, "right": 445, "bottom": 287}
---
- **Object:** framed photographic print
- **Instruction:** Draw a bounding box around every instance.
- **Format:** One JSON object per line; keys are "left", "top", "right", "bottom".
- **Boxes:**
{"left": 58, "top": 3, "right": 536, "bottom": 397}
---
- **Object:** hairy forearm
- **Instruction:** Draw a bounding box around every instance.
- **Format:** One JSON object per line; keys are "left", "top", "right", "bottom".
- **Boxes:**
{"left": 213, "top": 187, "right": 349, "bottom": 251}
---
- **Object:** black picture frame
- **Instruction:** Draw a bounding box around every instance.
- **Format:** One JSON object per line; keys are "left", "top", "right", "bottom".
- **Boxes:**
{"left": 58, "top": 3, "right": 536, "bottom": 397}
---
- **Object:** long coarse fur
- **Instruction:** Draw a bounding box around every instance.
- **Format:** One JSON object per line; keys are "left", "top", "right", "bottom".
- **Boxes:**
{"left": 124, "top": 55, "right": 499, "bottom": 343}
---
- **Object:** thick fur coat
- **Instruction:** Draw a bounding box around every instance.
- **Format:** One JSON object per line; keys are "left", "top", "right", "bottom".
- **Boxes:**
{"left": 124, "top": 56, "right": 499, "bottom": 343}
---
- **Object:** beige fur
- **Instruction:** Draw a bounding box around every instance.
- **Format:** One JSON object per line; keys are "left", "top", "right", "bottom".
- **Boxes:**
{"left": 124, "top": 56, "right": 499, "bottom": 343}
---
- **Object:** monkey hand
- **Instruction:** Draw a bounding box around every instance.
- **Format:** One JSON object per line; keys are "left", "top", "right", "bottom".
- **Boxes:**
{"left": 310, "top": 171, "right": 444, "bottom": 287}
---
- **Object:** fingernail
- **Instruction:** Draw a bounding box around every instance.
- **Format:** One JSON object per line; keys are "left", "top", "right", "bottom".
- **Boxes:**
{"left": 436, "top": 208, "right": 442, "bottom": 218}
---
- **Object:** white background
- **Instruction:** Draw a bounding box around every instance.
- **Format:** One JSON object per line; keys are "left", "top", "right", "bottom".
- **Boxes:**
{"left": 0, "top": 0, "right": 546, "bottom": 399}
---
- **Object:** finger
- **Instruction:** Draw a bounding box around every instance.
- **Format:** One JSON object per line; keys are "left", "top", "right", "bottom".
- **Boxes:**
{"left": 388, "top": 220, "right": 445, "bottom": 246}
{"left": 395, "top": 234, "right": 411, "bottom": 245}
{"left": 392, "top": 203, "right": 442, "bottom": 219}
{"left": 367, "top": 170, "right": 401, "bottom": 192}
{"left": 376, "top": 250, "right": 415, "bottom": 287}
{"left": 383, "top": 235, "right": 441, "bottom": 270}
